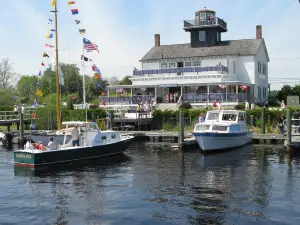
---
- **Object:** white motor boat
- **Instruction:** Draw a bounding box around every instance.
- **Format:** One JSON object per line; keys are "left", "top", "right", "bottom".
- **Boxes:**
{"left": 193, "top": 110, "right": 252, "bottom": 152}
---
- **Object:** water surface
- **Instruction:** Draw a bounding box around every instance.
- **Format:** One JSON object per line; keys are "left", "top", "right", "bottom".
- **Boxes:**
{"left": 0, "top": 142, "right": 300, "bottom": 224}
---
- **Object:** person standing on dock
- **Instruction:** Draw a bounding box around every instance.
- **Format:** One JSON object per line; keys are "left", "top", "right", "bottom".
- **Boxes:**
{"left": 278, "top": 114, "right": 285, "bottom": 135}
{"left": 245, "top": 100, "right": 249, "bottom": 110}
{"left": 71, "top": 125, "right": 80, "bottom": 146}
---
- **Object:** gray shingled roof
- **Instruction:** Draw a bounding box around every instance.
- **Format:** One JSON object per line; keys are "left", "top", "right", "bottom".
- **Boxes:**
{"left": 140, "top": 39, "right": 266, "bottom": 61}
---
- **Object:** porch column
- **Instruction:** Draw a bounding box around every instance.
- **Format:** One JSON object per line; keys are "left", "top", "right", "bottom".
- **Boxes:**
{"left": 207, "top": 85, "right": 210, "bottom": 103}
{"left": 130, "top": 88, "right": 133, "bottom": 104}
{"left": 236, "top": 84, "right": 239, "bottom": 103}
{"left": 108, "top": 89, "right": 110, "bottom": 97}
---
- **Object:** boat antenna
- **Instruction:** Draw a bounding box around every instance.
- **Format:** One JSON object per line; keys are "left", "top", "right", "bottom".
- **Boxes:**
{"left": 54, "top": 1, "right": 61, "bottom": 130}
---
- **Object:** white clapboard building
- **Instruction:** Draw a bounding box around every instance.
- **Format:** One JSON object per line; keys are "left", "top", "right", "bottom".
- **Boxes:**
{"left": 102, "top": 8, "right": 270, "bottom": 109}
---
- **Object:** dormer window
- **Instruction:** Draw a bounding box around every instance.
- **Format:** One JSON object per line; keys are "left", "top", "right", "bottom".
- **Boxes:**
{"left": 199, "top": 31, "right": 206, "bottom": 42}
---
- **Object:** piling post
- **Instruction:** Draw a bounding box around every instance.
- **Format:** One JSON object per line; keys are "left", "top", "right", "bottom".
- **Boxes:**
{"left": 286, "top": 109, "right": 292, "bottom": 146}
{"left": 261, "top": 108, "right": 265, "bottom": 134}
{"left": 250, "top": 115, "right": 254, "bottom": 127}
{"left": 19, "top": 111, "right": 25, "bottom": 146}
{"left": 178, "top": 110, "right": 184, "bottom": 151}
{"left": 109, "top": 110, "right": 113, "bottom": 130}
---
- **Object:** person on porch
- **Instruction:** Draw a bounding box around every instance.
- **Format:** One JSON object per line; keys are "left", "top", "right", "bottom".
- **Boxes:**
{"left": 165, "top": 94, "right": 169, "bottom": 103}
{"left": 169, "top": 93, "right": 173, "bottom": 103}
{"left": 213, "top": 100, "right": 217, "bottom": 108}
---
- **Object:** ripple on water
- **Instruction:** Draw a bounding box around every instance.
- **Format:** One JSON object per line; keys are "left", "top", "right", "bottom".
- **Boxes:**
{"left": 0, "top": 143, "right": 300, "bottom": 224}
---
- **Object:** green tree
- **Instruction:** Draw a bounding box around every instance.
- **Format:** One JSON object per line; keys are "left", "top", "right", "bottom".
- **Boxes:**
{"left": 17, "top": 75, "right": 38, "bottom": 99}
{"left": 118, "top": 76, "right": 132, "bottom": 85}
{"left": 0, "top": 58, "right": 14, "bottom": 89}
{"left": 277, "top": 85, "right": 295, "bottom": 102}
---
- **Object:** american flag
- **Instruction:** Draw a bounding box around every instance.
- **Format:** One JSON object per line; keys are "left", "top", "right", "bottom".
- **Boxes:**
{"left": 83, "top": 38, "right": 99, "bottom": 53}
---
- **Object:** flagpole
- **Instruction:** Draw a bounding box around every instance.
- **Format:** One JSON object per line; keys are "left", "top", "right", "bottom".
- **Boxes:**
{"left": 82, "top": 46, "right": 87, "bottom": 122}
{"left": 54, "top": 1, "right": 61, "bottom": 131}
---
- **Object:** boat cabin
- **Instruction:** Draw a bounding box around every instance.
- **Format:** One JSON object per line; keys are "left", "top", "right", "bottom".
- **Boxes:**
{"left": 205, "top": 110, "right": 246, "bottom": 123}
{"left": 61, "top": 121, "right": 121, "bottom": 147}
{"left": 194, "top": 110, "right": 248, "bottom": 133}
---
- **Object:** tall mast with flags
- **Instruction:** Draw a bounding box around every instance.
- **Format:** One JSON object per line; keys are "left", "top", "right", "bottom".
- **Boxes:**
{"left": 54, "top": 0, "right": 61, "bottom": 130}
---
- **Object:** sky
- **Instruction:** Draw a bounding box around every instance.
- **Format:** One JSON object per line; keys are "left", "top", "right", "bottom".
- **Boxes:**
{"left": 0, "top": 0, "right": 300, "bottom": 90}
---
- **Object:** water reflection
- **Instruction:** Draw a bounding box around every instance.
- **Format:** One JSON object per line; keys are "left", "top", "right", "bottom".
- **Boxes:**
{"left": 2, "top": 143, "right": 300, "bottom": 224}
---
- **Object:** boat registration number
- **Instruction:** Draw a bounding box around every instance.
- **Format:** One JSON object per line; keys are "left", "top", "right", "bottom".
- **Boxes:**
{"left": 15, "top": 153, "right": 32, "bottom": 159}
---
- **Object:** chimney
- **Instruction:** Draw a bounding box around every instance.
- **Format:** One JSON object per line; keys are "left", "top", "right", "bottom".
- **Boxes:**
{"left": 256, "top": 25, "right": 262, "bottom": 39}
{"left": 155, "top": 34, "right": 160, "bottom": 46}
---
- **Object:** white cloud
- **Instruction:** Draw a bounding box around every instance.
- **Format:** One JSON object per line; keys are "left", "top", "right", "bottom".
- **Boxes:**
{"left": 1, "top": 0, "right": 300, "bottom": 90}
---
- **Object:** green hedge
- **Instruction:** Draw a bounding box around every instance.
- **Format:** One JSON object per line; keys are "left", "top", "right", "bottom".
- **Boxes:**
{"left": 152, "top": 107, "right": 300, "bottom": 125}
{"left": 34, "top": 107, "right": 106, "bottom": 130}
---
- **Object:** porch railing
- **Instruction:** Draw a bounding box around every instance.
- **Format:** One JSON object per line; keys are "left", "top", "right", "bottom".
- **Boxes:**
{"left": 99, "top": 93, "right": 247, "bottom": 105}
{"left": 100, "top": 95, "right": 154, "bottom": 105}
{"left": 182, "top": 93, "right": 247, "bottom": 103}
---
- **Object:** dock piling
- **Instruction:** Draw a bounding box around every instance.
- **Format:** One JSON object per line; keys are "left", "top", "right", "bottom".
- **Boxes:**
{"left": 19, "top": 111, "right": 25, "bottom": 146}
{"left": 109, "top": 110, "right": 113, "bottom": 130}
{"left": 286, "top": 109, "right": 292, "bottom": 146}
{"left": 261, "top": 108, "right": 265, "bottom": 134}
{"left": 178, "top": 110, "right": 184, "bottom": 151}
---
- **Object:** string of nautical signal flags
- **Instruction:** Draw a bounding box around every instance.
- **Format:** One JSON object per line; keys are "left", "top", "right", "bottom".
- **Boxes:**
{"left": 34, "top": 0, "right": 56, "bottom": 104}
{"left": 67, "top": 0, "right": 103, "bottom": 95}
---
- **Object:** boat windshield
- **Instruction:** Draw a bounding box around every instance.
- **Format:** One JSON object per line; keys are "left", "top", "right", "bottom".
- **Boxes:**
{"left": 211, "top": 125, "right": 228, "bottom": 131}
{"left": 206, "top": 113, "right": 219, "bottom": 121}
{"left": 222, "top": 113, "right": 237, "bottom": 121}
{"left": 82, "top": 123, "right": 99, "bottom": 131}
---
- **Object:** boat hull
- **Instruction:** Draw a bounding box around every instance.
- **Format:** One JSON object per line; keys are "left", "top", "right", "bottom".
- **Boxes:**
{"left": 14, "top": 138, "right": 133, "bottom": 168}
{"left": 193, "top": 132, "right": 252, "bottom": 152}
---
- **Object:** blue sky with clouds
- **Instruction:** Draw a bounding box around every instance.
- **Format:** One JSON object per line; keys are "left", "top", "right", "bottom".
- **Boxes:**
{"left": 0, "top": 0, "right": 300, "bottom": 89}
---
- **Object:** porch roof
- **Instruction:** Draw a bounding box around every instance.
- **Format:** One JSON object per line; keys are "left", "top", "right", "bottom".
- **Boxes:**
{"left": 107, "top": 82, "right": 253, "bottom": 89}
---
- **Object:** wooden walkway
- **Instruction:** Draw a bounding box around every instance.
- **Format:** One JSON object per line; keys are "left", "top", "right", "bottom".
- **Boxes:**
{"left": 0, "top": 110, "right": 35, "bottom": 126}
{"left": 120, "top": 131, "right": 287, "bottom": 145}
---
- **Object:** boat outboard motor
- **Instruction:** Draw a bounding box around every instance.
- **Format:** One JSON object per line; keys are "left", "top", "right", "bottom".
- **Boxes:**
{"left": 4, "top": 132, "right": 13, "bottom": 146}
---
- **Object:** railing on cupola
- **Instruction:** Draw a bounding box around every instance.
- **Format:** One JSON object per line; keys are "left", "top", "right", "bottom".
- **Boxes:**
{"left": 183, "top": 17, "right": 227, "bottom": 30}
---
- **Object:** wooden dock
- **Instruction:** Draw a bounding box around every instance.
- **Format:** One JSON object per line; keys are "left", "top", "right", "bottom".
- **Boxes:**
{"left": 120, "top": 131, "right": 287, "bottom": 146}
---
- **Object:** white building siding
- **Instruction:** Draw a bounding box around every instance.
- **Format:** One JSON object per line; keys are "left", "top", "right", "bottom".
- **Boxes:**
{"left": 142, "top": 62, "right": 160, "bottom": 70}
{"left": 254, "top": 44, "right": 269, "bottom": 101}
{"left": 236, "top": 56, "right": 255, "bottom": 84}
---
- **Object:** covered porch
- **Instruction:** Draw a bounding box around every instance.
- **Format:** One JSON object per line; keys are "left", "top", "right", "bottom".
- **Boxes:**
{"left": 101, "top": 82, "right": 253, "bottom": 106}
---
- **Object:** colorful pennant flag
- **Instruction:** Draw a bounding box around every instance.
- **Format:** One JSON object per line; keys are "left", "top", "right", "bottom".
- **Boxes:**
{"left": 48, "top": 18, "right": 53, "bottom": 24}
{"left": 71, "top": 9, "right": 79, "bottom": 15}
{"left": 51, "top": 0, "right": 56, "bottom": 7}
{"left": 38, "top": 70, "right": 42, "bottom": 76}
{"left": 99, "top": 91, "right": 104, "bottom": 96}
{"left": 83, "top": 38, "right": 99, "bottom": 53}
{"left": 68, "top": 1, "right": 75, "bottom": 6}
{"left": 45, "top": 44, "right": 54, "bottom": 48}
{"left": 81, "top": 55, "right": 92, "bottom": 62}
{"left": 48, "top": 28, "right": 56, "bottom": 32}
{"left": 79, "top": 29, "right": 86, "bottom": 34}
{"left": 43, "top": 52, "right": 49, "bottom": 58}
{"left": 92, "top": 64, "right": 101, "bottom": 74}
{"left": 36, "top": 89, "right": 43, "bottom": 97}
{"left": 30, "top": 122, "right": 35, "bottom": 130}
{"left": 94, "top": 74, "right": 101, "bottom": 79}
{"left": 46, "top": 33, "right": 53, "bottom": 39}
{"left": 37, "top": 81, "right": 40, "bottom": 87}
{"left": 75, "top": 20, "right": 80, "bottom": 24}
{"left": 33, "top": 99, "right": 39, "bottom": 108}
{"left": 97, "top": 83, "right": 103, "bottom": 89}
{"left": 41, "top": 62, "right": 45, "bottom": 66}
